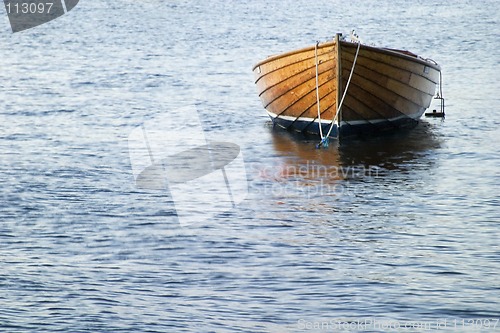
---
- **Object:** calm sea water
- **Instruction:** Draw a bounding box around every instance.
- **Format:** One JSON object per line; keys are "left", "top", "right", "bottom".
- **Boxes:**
{"left": 1, "top": 0, "right": 499, "bottom": 332}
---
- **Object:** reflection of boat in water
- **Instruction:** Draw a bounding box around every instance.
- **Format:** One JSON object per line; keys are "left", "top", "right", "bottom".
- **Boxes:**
{"left": 253, "top": 33, "right": 442, "bottom": 140}
{"left": 269, "top": 122, "right": 441, "bottom": 175}
{"left": 251, "top": 123, "right": 441, "bottom": 209}
{"left": 337, "top": 122, "right": 442, "bottom": 171}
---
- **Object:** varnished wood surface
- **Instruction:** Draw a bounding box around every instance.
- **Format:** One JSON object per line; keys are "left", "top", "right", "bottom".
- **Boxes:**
{"left": 253, "top": 38, "right": 440, "bottom": 131}
{"left": 254, "top": 42, "right": 339, "bottom": 123}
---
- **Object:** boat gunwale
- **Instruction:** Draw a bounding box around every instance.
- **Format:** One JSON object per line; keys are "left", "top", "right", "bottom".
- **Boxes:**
{"left": 252, "top": 40, "right": 441, "bottom": 72}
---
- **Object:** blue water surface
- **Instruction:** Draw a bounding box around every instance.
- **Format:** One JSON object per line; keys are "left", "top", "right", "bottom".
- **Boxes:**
{"left": 0, "top": 0, "right": 499, "bottom": 332}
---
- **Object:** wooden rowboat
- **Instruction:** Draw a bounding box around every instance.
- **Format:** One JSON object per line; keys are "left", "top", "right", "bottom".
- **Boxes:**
{"left": 253, "top": 33, "right": 442, "bottom": 140}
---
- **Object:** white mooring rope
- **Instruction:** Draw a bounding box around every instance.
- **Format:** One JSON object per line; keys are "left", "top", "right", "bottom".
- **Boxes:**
{"left": 314, "top": 42, "right": 323, "bottom": 139}
{"left": 315, "top": 40, "right": 361, "bottom": 147}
